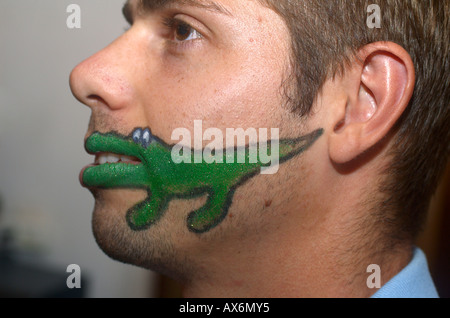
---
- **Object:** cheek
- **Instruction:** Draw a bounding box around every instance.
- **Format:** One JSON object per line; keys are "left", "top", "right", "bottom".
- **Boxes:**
{"left": 143, "top": 56, "right": 287, "bottom": 138}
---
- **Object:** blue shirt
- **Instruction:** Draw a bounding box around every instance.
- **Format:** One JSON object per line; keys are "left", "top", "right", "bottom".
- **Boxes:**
{"left": 371, "top": 247, "right": 439, "bottom": 298}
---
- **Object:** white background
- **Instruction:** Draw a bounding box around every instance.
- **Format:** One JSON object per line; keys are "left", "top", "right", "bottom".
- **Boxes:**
{"left": 0, "top": 0, "right": 156, "bottom": 298}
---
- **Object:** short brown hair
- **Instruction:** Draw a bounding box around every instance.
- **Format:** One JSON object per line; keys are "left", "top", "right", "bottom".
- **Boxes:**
{"left": 262, "top": 0, "right": 449, "bottom": 243}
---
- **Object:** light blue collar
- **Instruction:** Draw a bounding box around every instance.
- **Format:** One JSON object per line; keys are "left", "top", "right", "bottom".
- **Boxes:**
{"left": 371, "top": 247, "right": 439, "bottom": 298}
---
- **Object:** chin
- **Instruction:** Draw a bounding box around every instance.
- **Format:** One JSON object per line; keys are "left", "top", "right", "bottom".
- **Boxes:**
{"left": 89, "top": 191, "right": 190, "bottom": 279}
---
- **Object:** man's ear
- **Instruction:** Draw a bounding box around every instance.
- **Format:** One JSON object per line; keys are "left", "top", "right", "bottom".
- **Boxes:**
{"left": 329, "top": 42, "right": 415, "bottom": 164}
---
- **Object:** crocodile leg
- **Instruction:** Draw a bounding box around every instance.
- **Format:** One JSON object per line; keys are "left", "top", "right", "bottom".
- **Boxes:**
{"left": 126, "top": 188, "right": 169, "bottom": 231}
{"left": 187, "top": 186, "right": 232, "bottom": 233}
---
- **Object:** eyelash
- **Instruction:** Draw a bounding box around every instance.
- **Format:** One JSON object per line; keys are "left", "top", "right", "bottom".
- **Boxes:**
{"left": 162, "top": 17, "right": 203, "bottom": 47}
{"left": 122, "top": 17, "right": 202, "bottom": 52}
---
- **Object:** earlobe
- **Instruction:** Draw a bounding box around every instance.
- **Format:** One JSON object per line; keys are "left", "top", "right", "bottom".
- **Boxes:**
{"left": 329, "top": 42, "right": 415, "bottom": 164}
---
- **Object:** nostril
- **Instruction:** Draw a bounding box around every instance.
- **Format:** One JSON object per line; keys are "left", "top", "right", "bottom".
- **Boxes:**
{"left": 87, "top": 94, "right": 107, "bottom": 106}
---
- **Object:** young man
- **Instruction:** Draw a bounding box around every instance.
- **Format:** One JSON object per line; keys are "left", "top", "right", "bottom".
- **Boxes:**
{"left": 70, "top": 0, "right": 448, "bottom": 297}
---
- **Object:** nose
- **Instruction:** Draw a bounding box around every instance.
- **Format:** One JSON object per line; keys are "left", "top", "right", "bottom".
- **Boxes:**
{"left": 69, "top": 34, "right": 135, "bottom": 111}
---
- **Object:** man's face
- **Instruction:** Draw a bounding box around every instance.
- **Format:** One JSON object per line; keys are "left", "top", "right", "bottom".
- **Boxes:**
{"left": 70, "top": 0, "right": 317, "bottom": 275}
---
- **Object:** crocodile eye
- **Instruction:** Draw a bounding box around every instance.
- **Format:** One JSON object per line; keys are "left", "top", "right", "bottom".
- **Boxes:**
{"left": 142, "top": 129, "right": 152, "bottom": 148}
{"left": 132, "top": 128, "right": 143, "bottom": 144}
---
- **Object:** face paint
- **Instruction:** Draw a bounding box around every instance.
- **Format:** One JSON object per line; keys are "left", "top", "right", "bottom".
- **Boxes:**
{"left": 82, "top": 128, "right": 323, "bottom": 233}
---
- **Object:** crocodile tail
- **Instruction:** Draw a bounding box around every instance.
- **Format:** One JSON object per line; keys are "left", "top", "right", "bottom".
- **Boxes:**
{"left": 278, "top": 128, "right": 324, "bottom": 164}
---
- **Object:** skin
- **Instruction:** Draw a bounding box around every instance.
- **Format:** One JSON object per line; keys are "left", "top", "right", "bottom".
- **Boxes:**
{"left": 82, "top": 127, "right": 323, "bottom": 233}
{"left": 70, "top": 0, "right": 415, "bottom": 297}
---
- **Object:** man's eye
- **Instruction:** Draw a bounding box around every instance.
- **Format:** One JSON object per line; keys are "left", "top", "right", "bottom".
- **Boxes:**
{"left": 166, "top": 19, "right": 202, "bottom": 42}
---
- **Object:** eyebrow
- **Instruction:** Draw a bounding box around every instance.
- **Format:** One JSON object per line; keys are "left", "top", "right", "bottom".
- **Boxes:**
{"left": 122, "top": 0, "right": 231, "bottom": 24}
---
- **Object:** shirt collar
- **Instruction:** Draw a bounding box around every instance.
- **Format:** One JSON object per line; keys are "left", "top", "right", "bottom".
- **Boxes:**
{"left": 371, "top": 247, "right": 439, "bottom": 298}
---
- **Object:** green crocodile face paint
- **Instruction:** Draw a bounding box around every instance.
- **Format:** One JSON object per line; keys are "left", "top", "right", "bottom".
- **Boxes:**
{"left": 82, "top": 128, "right": 323, "bottom": 233}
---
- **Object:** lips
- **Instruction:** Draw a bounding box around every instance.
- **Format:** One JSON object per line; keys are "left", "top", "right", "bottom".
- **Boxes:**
{"left": 80, "top": 129, "right": 150, "bottom": 189}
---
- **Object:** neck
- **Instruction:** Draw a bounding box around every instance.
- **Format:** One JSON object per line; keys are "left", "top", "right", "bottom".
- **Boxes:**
{"left": 180, "top": 203, "right": 412, "bottom": 298}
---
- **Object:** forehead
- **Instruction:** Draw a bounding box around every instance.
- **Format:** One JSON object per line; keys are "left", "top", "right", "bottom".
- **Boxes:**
{"left": 122, "top": 0, "right": 287, "bottom": 35}
{"left": 125, "top": 0, "right": 232, "bottom": 14}
{"left": 124, "top": 0, "right": 282, "bottom": 20}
